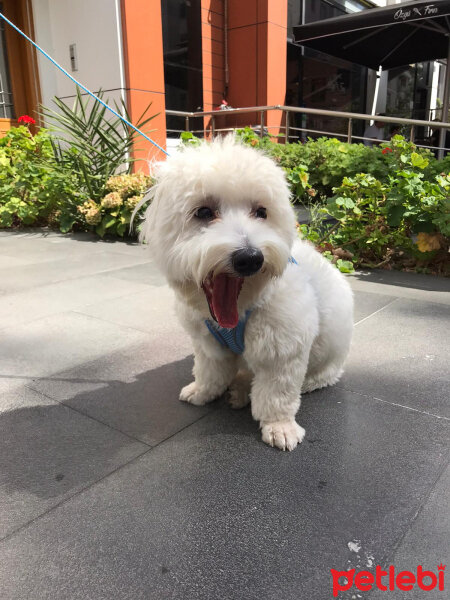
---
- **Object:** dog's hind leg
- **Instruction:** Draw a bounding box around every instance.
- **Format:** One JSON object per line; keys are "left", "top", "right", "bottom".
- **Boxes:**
{"left": 228, "top": 369, "right": 253, "bottom": 409}
{"left": 301, "top": 363, "right": 344, "bottom": 394}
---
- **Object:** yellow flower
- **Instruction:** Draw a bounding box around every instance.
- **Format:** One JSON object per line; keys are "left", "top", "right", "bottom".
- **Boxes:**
{"left": 85, "top": 207, "right": 102, "bottom": 225}
{"left": 416, "top": 232, "right": 441, "bottom": 253}
{"left": 106, "top": 173, "right": 151, "bottom": 196}
{"left": 125, "top": 195, "right": 143, "bottom": 210}
{"left": 78, "top": 200, "right": 102, "bottom": 225}
{"left": 101, "top": 192, "right": 123, "bottom": 209}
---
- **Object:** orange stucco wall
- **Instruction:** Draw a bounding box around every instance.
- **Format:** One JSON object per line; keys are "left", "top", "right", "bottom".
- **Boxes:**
{"left": 0, "top": 119, "right": 18, "bottom": 136}
{"left": 121, "top": 0, "right": 167, "bottom": 166}
{"left": 202, "top": 0, "right": 225, "bottom": 113}
{"left": 201, "top": 0, "right": 287, "bottom": 136}
{"left": 228, "top": 0, "right": 287, "bottom": 133}
{"left": 122, "top": 0, "right": 287, "bottom": 154}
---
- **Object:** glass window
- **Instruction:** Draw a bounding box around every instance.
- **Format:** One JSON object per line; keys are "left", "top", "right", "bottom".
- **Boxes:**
{"left": 287, "top": 1, "right": 369, "bottom": 139}
{"left": 305, "top": 0, "right": 346, "bottom": 23}
{"left": 0, "top": 2, "right": 15, "bottom": 119}
{"left": 161, "top": 0, "right": 203, "bottom": 136}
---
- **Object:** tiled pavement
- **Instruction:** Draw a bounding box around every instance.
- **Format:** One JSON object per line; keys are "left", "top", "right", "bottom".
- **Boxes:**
{"left": 0, "top": 231, "right": 448, "bottom": 600}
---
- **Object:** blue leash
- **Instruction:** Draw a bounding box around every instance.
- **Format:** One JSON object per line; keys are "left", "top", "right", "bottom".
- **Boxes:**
{"left": 0, "top": 11, "right": 169, "bottom": 157}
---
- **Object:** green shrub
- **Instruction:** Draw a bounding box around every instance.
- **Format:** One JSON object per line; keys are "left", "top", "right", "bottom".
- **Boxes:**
{"left": 236, "top": 127, "right": 391, "bottom": 201}
{"left": 0, "top": 88, "right": 156, "bottom": 234}
{"left": 306, "top": 136, "right": 449, "bottom": 274}
{"left": 0, "top": 125, "right": 87, "bottom": 230}
{"left": 183, "top": 129, "right": 448, "bottom": 274}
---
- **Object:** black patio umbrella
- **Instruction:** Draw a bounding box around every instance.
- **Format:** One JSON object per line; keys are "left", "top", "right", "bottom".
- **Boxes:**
{"left": 293, "top": 0, "right": 450, "bottom": 151}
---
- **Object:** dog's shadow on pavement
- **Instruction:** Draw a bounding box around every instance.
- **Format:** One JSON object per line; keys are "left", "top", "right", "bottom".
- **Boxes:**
{"left": 0, "top": 356, "right": 250, "bottom": 506}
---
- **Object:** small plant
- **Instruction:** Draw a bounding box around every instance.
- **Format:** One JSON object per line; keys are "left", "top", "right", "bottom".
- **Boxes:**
{"left": 0, "top": 124, "right": 86, "bottom": 229}
{"left": 78, "top": 173, "right": 152, "bottom": 237}
{"left": 41, "top": 87, "right": 157, "bottom": 202}
{"left": 315, "top": 167, "right": 449, "bottom": 273}
{"left": 180, "top": 131, "right": 201, "bottom": 147}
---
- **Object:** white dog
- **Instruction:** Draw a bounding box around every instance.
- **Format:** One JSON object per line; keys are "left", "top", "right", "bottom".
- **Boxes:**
{"left": 139, "top": 137, "right": 353, "bottom": 451}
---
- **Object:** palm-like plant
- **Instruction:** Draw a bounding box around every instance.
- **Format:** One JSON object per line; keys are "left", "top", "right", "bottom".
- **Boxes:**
{"left": 41, "top": 87, "right": 157, "bottom": 201}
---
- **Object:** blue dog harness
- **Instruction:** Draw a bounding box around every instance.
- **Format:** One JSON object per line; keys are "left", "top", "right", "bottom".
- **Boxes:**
{"left": 205, "top": 310, "right": 252, "bottom": 355}
{"left": 204, "top": 257, "right": 298, "bottom": 355}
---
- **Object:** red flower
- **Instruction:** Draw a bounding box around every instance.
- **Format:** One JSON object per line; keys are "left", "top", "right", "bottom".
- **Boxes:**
{"left": 18, "top": 115, "right": 36, "bottom": 124}
{"left": 382, "top": 147, "right": 393, "bottom": 155}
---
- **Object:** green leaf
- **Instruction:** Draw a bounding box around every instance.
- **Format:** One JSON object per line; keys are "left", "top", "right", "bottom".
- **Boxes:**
{"left": 95, "top": 222, "right": 106, "bottom": 238}
{"left": 336, "top": 259, "right": 354, "bottom": 273}
{"left": 116, "top": 222, "right": 126, "bottom": 236}
{"left": 342, "top": 197, "right": 355, "bottom": 209}
{"left": 59, "top": 214, "right": 77, "bottom": 233}
{"left": 101, "top": 214, "right": 117, "bottom": 229}
{"left": 387, "top": 204, "right": 405, "bottom": 227}
{"left": 411, "top": 152, "right": 429, "bottom": 169}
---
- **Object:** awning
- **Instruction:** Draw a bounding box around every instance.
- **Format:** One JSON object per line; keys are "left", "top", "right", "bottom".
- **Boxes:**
{"left": 293, "top": 0, "right": 450, "bottom": 70}
{"left": 293, "top": 0, "right": 450, "bottom": 155}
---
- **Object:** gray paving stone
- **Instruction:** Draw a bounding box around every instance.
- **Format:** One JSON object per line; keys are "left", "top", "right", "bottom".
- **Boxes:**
{"left": 0, "top": 311, "right": 150, "bottom": 380}
{"left": 0, "top": 234, "right": 101, "bottom": 264}
{"left": 0, "top": 388, "right": 447, "bottom": 600}
{"left": 87, "top": 240, "right": 150, "bottom": 257}
{"left": 349, "top": 270, "right": 450, "bottom": 306}
{"left": 0, "top": 376, "right": 30, "bottom": 396}
{"left": 0, "top": 232, "right": 448, "bottom": 599}
{"left": 340, "top": 298, "right": 450, "bottom": 418}
{"left": 0, "top": 255, "right": 38, "bottom": 269}
{"left": 0, "top": 386, "right": 147, "bottom": 539}
{"left": 30, "top": 348, "right": 208, "bottom": 446}
{"left": 75, "top": 285, "right": 184, "bottom": 335}
{"left": 102, "top": 261, "right": 166, "bottom": 287}
{"left": 353, "top": 269, "right": 450, "bottom": 292}
{"left": 353, "top": 290, "right": 397, "bottom": 324}
{"left": 0, "top": 252, "right": 152, "bottom": 293}
{"left": 0, "top": 275, "right": 152, "bottom": 331}
{"left": 41, "top": 234, "right": 150, "bottom": 257}
{"left": 369, "top": 464, "right": 450, "bottom": 599}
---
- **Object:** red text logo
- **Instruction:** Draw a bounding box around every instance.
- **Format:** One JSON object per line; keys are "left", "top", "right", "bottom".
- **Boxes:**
{"left": 330, "top": 564, "right": 445, "bottom": 597}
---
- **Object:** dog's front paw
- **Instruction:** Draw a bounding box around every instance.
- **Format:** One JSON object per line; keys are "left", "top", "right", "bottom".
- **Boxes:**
{"left": 179, "top": 382, "right": 214, "bottom": 406}
{"left": 261, "top": 420, "right": 305, "bottom": 451}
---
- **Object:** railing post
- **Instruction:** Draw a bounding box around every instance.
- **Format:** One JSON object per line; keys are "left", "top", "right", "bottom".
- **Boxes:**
{"left": 347, "top": 118, "right": 353, "bottom": 143}
{"left": 185, "top": 115, "right": 189, "bottom": 132}
{"left": 211, "top": 115, "right": 216, "bottom": 139}
{"left": 410, "top": 124, "right": 415, "bottom": 143}
{"left": 260, "top": 111, "right": 265, "bottom": 138}
{"left": 285, "top": 110, "right": 290, "bottom": 144}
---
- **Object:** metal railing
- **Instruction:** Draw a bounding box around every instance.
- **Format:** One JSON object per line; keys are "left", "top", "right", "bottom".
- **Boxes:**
{"left": 166, "top": 105, "right": 450, "bottom": 157}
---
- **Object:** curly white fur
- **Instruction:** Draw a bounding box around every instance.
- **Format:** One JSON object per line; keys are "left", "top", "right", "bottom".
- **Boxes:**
{"left": 140, "top": 136, "right": 353, "bottom": 451}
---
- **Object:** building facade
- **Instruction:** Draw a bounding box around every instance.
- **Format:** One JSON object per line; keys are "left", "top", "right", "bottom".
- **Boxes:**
{"left": 0, "top": 0, "right": 444, "bottom": 161}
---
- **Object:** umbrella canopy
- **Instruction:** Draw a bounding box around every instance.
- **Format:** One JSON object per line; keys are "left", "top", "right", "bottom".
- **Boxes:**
{"left": 293, "top": 0, "right": 450, "bottom": 70}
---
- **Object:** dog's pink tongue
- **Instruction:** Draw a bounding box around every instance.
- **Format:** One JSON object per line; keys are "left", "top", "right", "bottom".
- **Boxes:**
{"left": 212, "top": 273, "right": 241, "bottom": 328}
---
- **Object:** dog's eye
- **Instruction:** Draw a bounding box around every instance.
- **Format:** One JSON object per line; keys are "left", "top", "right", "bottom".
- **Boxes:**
{"left": 254, "top": 207, "right": 267, "bottom": 219}
{"left": 195, "top": 207, "right": 215, "bottom": 220}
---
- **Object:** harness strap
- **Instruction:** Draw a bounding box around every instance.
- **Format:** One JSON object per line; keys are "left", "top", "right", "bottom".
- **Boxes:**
{"left": 205, "top": 310, "right": 252, "bottom": 355}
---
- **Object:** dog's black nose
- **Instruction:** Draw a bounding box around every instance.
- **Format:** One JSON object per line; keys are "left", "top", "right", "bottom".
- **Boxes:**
{"left": 232, "top": 248, "right": 264, "bottom": 276}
